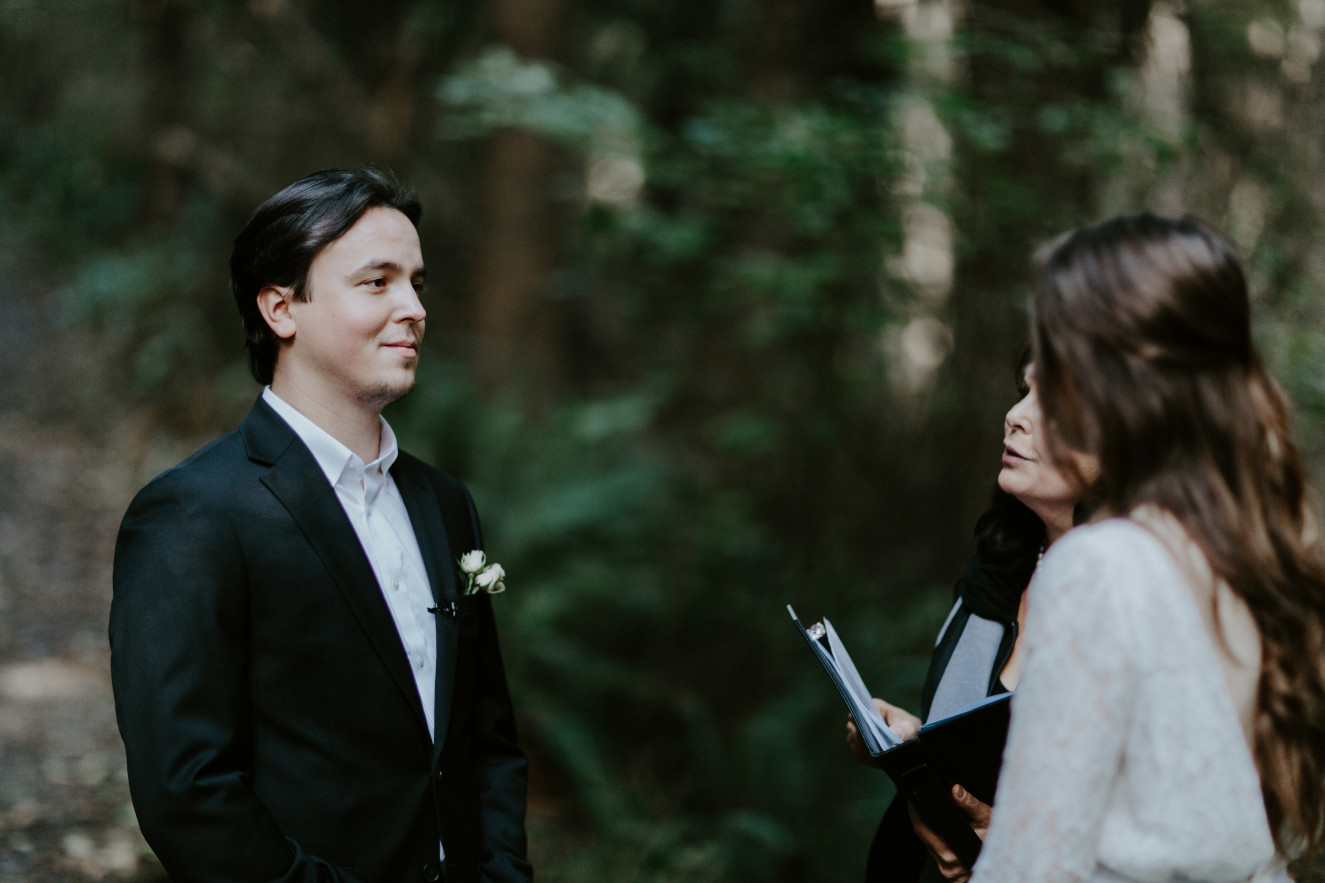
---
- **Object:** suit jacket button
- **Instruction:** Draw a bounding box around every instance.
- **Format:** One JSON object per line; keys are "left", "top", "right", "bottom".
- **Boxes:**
{"left": 435, "top": 769, "right": 444, "bottom": 781}
{"left": 422, "top": 860, "right": 442, "bottom": 881}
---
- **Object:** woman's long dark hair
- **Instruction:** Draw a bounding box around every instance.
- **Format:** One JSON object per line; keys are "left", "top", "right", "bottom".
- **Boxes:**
{"left": 975, "top": 354, "right": 1047, "bottom": 573}
{"left": 973, "top": 487, "right": 1044, "bottom": 572}
{"left": 1034, "top": 213, "right": 1325, "bottom": 848}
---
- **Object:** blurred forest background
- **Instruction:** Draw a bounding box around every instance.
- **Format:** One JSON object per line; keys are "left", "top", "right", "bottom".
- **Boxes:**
{"left": 4, "top": 0, "right": 1325, "bottom": 879}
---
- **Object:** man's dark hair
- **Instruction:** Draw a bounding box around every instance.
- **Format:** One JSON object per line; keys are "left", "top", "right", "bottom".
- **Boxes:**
{"left": 230, "top": 167, "right": 422, "bottom": 385}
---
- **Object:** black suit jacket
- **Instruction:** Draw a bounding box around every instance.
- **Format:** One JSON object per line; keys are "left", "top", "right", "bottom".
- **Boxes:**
{"left": 110, "top": 399, "right": 532, "bottom": 883}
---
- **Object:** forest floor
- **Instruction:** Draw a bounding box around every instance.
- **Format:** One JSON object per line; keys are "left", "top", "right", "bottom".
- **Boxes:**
{"left": 0, "top": 404, "right": 171, "bottom": 881}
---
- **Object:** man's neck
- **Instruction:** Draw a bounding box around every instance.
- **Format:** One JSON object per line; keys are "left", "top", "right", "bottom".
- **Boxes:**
{"left": 269, "top": 375, "right": 382, "bottom": 463}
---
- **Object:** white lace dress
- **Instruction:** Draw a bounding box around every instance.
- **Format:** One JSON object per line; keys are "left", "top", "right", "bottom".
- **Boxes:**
{"left": 969, "top": 518, "right": 1289, "bottom": 883}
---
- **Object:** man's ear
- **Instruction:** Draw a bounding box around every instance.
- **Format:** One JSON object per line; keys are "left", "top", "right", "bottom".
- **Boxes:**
{"left": 256, "top": 285, "right": 297, "bottom": 340}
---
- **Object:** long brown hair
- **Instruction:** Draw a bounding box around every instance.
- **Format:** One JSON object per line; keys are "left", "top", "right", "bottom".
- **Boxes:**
{"left": 1033, "top": 213, "right": 1325, "bottom": 848}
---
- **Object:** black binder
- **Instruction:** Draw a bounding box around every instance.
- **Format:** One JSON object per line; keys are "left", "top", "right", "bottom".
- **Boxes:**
{"left": 789, "top": 605, "right": 1011, "bottom": 869}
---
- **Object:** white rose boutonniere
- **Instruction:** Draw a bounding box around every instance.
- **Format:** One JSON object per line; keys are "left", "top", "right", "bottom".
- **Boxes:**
{"left": 459, "top": 550, "right": 487, "bottom": 574}
{"left": 459, "top": 550, "right": 506, "bottom": 595}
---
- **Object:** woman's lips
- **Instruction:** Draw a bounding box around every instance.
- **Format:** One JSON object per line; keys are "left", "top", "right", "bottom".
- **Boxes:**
{"left": 1002, "top": 445, "right": 1031, "bottom": 466}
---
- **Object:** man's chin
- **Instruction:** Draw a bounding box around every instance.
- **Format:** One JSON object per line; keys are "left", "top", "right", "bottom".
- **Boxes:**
{"left": 358, "top": 377, "right": 417, "bottom": 411}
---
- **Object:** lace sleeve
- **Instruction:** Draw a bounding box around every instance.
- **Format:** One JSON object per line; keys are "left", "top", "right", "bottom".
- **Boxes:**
{"left": 969, "top": 528, "right": 1139, "bottom": 883}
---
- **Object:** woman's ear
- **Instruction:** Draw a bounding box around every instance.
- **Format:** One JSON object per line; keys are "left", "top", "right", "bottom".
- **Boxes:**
{"left": 256, "top": 285, "right": 297, "bottom": 340}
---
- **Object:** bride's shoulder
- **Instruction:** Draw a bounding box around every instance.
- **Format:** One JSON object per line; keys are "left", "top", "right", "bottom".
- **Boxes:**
{"left": 1035, "top": 517, "right": 1176, "bottom": 608}
{"left": 1046, "top": 516, "right": 1165, "bottom": 562}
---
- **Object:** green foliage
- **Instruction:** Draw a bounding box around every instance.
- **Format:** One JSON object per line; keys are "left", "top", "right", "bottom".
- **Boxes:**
{"left": 9, "top": 0, "right": 1325, "bottom": 880}
{"left": 440, "top": 47, "right": 644, "bottom": 149}
{"left": 389, "top": 361, "right": 946, "bottom": 880}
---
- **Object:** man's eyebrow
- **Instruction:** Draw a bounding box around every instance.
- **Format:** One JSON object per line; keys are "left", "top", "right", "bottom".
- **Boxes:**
{"left": 349, "top": 259, "right": 426, "bottom": 278}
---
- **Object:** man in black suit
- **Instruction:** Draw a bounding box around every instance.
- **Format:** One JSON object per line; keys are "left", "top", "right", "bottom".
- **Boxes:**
{"left": 110, "top": 169, "right": 532, "bottom": 883}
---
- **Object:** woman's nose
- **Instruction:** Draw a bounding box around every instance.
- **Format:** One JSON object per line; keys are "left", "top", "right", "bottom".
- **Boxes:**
{"left": 1005, "top": 393, "right": 1034, "bottom": 433}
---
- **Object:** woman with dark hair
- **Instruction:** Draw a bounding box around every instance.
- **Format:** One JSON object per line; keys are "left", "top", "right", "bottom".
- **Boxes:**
{"left": 969, "top": 214, "right": 1325, "bottom": 882}
{"left": 852, "top": 355, "right": 1096, "bottom": 882}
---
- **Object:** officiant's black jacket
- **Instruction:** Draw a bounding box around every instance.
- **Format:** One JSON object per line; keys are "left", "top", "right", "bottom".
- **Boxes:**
{"left": 110, "top": 399, "right": 532, "bottom": 883}
{"left": 864, "top": 551, "right": 1031, "bottom": 882}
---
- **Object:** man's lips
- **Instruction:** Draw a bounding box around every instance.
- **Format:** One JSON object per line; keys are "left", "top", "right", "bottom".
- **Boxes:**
{"left": 383, "top": 340, "right": 420, "bottom": 355}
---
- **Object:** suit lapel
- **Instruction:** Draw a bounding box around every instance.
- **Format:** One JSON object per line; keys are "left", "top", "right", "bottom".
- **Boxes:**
{"left": 393, "top": 462, "right": 458, "bottom": 604}
{"left": 392, "top": 458, "right": 461, "bottom": 750}
{"left": 241, "top": 400, "right": 430, "bottom": 736}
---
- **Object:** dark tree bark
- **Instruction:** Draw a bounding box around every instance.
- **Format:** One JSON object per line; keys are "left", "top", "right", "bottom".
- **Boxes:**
{"left": 938, "top": 0, "right": 1154, "bottom": 531}
{"left": 471, "top": 0, "right": 569, "bottom": 393}
{"left": 139, "top": 0, "right": 192, "bottom": 223}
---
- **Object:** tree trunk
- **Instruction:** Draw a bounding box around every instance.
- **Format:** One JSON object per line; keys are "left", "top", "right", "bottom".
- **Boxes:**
{"left": 471, "top": 0, "right": 568, "bottom": 393}
{"left": 939, "top": 0, "right": 1154, "bottom": 531}
{"left": 140, "top": 0, "right": 191, "bottom": 223}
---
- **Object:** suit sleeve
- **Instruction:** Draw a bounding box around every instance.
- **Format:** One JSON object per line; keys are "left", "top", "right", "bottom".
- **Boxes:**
{"left": 109, "top": 471, "right": 363, "bottom": 883}
{"left": 463, "top": 490, "right": 534, "bottom": 883}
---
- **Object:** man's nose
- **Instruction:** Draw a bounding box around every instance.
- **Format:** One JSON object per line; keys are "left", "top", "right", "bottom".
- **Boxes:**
{"left": 397, "top": 283, "right": 426, "bottom": 323}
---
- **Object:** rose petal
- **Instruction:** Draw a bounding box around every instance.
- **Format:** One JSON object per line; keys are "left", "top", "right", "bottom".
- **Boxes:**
{"left": 459, "top": 550, "right": 486, "bottom": 574}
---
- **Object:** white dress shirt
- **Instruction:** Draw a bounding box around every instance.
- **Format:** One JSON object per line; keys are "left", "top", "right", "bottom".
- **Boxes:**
{"left": 261, "top": 387, "right": 439, "bottom": 737}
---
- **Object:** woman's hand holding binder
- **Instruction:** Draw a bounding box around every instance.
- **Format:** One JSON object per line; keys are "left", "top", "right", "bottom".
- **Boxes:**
{"left": 847, "top": 699, "right": 921, "bottom": 765}
{"left": 909, "top": 785, "right": 992, "bottom": 882}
